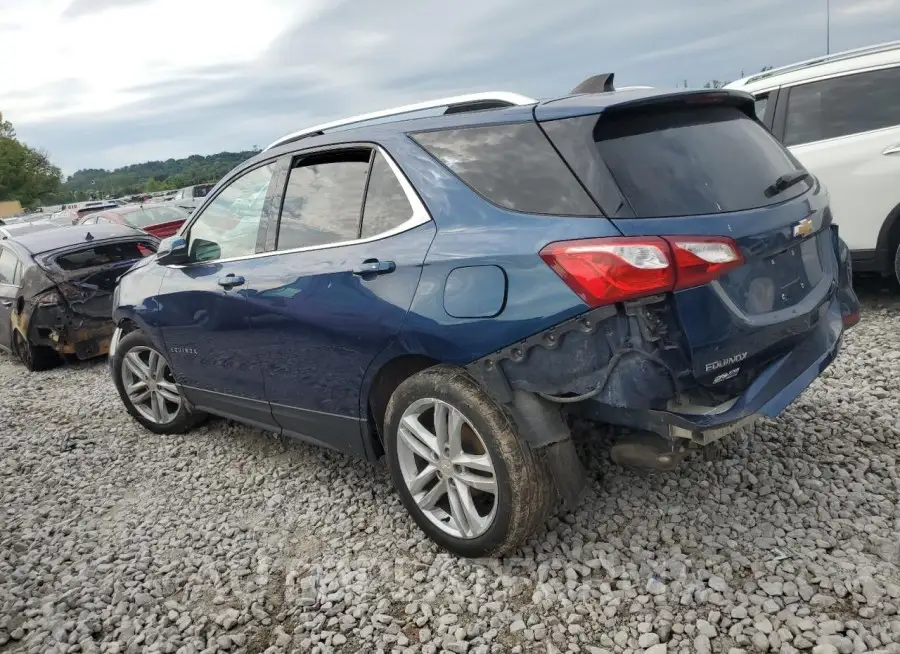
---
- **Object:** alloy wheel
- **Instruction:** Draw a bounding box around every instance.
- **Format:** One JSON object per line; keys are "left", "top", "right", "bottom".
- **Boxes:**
{"left": 120, "top": 346, "right": 182, "bottom": 424}
{"left": 396, "top": 398, "right": 498, "bottom": 539}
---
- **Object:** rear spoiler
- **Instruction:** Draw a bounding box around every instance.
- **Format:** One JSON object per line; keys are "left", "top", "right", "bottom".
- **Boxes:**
{"left": 571, "top": 73, "right": 616, "bottom": 94}
{"left": 601, "top": 88, "right": 757, "bottom": 119}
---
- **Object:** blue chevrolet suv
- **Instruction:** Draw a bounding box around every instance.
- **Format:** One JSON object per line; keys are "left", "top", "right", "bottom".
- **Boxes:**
{"left": 109, "top": 74, "right": 859, "bottom": 557}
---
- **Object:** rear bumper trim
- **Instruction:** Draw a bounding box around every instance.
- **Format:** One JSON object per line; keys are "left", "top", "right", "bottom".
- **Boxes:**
{"left": 575, "top": 294, "right": 844, "bottom": 441}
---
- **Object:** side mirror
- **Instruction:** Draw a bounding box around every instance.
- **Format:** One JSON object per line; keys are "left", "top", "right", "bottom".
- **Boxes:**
{"left": 156, "top": 235, "right": 189, "bottom": 265}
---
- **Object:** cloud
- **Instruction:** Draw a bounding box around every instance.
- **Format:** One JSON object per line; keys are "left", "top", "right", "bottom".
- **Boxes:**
{"left": 62, "top": 0, "right": 155, "bottom": 19}
{"left": 2, "top": 0, "right": 899, "bottom": 174}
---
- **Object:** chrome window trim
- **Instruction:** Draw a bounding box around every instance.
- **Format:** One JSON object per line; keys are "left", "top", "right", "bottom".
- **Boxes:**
{"left": 168, "top": 144, "right": 431, "bottom": 268}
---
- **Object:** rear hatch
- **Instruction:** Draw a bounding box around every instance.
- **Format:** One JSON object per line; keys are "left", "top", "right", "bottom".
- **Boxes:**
{"left": 537, "top": 90, "right": 837, "bottom": 390}
{"left": 38, "top": 237, "right": 158, "bottom": 319}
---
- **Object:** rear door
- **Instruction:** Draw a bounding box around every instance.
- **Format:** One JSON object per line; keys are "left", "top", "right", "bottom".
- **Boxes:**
{"left": 774, "top": 65, "right": 900, "bottom": 253}
{"left": 539, "top": 94, "right": 835, "bottom": 387}
{"left": 248, "top": 146, "right": 434, "bottom": 455}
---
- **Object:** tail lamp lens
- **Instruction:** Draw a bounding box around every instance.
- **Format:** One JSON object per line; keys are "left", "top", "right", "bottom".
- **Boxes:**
{"left": 33, "top": 290, "right": 62, "bottom": 306}
{"left": 669, "top": 238, "right": 743, "bottom": 290}
{"left": 540, "top": 236, "right": 743, "bottom": 306}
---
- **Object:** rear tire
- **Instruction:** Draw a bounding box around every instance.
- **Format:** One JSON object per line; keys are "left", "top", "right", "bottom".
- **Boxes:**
{"left": 111, "top": 330, "right": 206, "bottom": 434}
{"left": 384, "top": 365, "right": 553, "bottom": 558}
{"left": 13, "top": 330, "right": 60, "bottom": 372}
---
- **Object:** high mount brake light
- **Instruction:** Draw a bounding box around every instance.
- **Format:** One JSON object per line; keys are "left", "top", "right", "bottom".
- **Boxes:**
{"left": 540, "top": 236, "right": 743, "bottom": 306}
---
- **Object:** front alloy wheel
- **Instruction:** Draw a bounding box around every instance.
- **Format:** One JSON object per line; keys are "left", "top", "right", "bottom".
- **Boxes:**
{"left": 121, "top": 346, "right": 182, "bottom": 424}
{"left": 111, "top": 329, "right": 205, "bottom": 434}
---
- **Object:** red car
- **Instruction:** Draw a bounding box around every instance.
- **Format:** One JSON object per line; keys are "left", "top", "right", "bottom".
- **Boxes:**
{"left": 77, "top": 205, "right": 189, "bottom": 239}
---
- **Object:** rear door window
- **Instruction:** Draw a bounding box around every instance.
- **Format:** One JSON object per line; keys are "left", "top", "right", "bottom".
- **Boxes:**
{"left": 360, "top": 152, "right": 413, "bottom": 239}
{"left": 545, "top": 105, "right": 809, "bottom": 218}
{"left": 275, "top": 150, "right": 370, "bottom": 250}
{"left": 52, "top": 240, "right": 157, "bottom": 271}
{"left": 784, "top": 65, "right": 900, "bottom": 146}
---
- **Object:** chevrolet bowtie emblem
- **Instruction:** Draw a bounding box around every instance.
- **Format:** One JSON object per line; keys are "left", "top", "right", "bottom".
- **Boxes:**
{"left": 792, "top": 217, "right": 813, "bottom": 238}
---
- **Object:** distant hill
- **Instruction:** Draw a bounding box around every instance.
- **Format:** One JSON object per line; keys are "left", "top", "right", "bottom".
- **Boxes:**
{"left": 58, "top": 149, "right": 260, "bottom": 202}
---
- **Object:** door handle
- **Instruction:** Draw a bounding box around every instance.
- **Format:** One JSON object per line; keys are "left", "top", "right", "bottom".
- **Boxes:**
{"left": 883, "top": 144, "right": 900, "bottom": 156}
{"left": 1, "top": 301, "right": 11, "bottom": 308}
{"left": 352, "top": 260, "right": 396, "bottom": 276}
{"left": 218, "top": 274, "right": 245, "bottom": 288}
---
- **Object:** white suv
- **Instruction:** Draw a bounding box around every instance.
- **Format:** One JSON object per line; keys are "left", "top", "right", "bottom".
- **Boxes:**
{"left": 727, "top": 41, "right": 900, "bottom": 282}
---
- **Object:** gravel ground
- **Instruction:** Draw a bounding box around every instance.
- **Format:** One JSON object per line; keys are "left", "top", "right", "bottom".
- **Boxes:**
{"left": 1, "top": 278, "right": 899, "bottom": 654}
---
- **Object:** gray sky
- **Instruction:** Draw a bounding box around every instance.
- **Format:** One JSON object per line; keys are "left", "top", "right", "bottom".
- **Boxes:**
{"left": 2, "top": 0, "right": 899, "bottom": 174}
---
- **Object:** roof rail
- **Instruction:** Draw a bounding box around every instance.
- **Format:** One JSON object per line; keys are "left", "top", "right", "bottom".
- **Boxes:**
{"left": 264, "top": 91, "right": 537, "bottom": 151}
{"left": 742, "top": 40, "right": 900, "bottom": 85}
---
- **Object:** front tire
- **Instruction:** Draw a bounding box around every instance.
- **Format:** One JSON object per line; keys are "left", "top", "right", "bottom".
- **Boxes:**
{"left": 111, "top": 330, "right": 206, "bottom": 434}
{"left": 384, "top": 365, "right": 553, "bottom": 558}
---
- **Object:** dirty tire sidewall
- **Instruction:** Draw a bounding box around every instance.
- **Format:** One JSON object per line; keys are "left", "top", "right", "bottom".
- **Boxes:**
{"left": 384, "top": 365, "right": 553, "bottom": 558}
{"left": 111, "top": 329, "right": 204, "bottom": 435}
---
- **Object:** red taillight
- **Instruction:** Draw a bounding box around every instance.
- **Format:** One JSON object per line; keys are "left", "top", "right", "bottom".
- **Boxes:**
{"left": 540, "top": 235, "right": 743, "bottom": 307}
{"left": 667, "top": 236, "right": 744, "bottom": 290}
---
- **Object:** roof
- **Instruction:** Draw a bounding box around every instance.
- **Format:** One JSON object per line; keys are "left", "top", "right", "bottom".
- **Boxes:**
{"left": 10, "top": 224, "right": 149, "bottom": 255}
{"left": 1, "top": 220, "right": 59, "bottom": 239}
{"left": 727, "top": 40, "right": 900, "bottom": 92}
{"left": 249, "top": 86, "right": 748, "bottom": 174}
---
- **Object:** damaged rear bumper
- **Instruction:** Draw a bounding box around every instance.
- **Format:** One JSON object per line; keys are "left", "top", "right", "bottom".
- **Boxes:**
{"left": 27, "top": 307, "right": 115, "bottom": 360}
{"left": 574, "top": 294, "right": 845, "bottom": 443}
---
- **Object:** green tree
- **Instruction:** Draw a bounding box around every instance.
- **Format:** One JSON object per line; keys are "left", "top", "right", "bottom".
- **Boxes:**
{"left": 0, "top": 113, "right": 63, "bottom": 208}
{"left": 0, "top": 112, "right": 15, "bottom": 139}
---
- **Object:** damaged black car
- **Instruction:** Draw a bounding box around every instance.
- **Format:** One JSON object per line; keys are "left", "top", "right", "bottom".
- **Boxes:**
{"left": 0, "top": 224, "right": 158, "bottom": 371}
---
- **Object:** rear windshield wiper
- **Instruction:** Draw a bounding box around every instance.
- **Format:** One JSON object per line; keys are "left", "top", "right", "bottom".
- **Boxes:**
{"left": 764, "top": 170, "right": 811, "bottom": 198}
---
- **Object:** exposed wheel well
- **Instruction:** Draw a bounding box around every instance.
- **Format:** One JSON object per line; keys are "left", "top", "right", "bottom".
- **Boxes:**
{"left": 367, "top": 354, "right": 441, "bottom": 451}
{"left": 116, "top": 318, "right": 140, "bottom": 335}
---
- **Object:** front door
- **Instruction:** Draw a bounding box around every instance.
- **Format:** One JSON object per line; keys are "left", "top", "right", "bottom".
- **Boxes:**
{"left": 156, "top": 160, "right": 282, "bottom": 430}
{"left": 247, "top": 147, "right": 434, "bottom": 456}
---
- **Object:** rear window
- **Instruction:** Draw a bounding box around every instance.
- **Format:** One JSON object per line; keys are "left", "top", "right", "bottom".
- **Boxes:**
{"left": 411, "top": 122, "right": 600, "bottom": 216}
{"left": 52, "top": 240, "right": 156, "bottom": 271}
{"left": 544, "top": 105, "right": 809, "bottom": 218}
{"left": 122, "top": 209, "right": 157, "bottom": 228}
